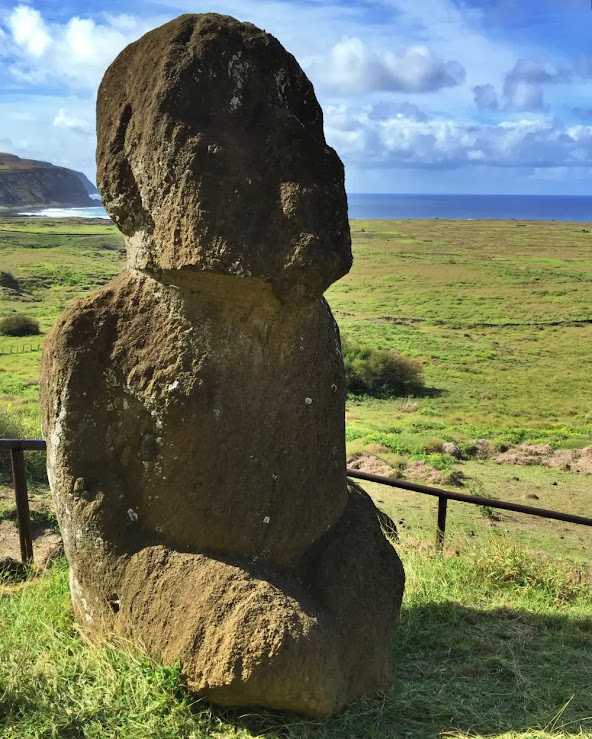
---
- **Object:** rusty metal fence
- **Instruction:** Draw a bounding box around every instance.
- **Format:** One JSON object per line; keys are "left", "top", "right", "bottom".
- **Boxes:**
{"left": 2, "top": 437, "right": 592, "bottom": 563}
{"left": 347, "top": 468, "right": 592, "bottom": 550}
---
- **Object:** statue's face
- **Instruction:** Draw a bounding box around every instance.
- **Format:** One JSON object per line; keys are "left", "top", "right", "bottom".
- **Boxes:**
{"left": 97, "top": 14, "right": 352, "bottom": 297}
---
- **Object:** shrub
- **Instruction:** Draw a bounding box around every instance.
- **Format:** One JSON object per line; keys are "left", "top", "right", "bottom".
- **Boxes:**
{"left": 0, "top": 314, "right": 40, "bottom": 337}
{"left": 342, "top": 336, "right": 424, "bottom": 398}
{"left": 423, "top": 438, "right": 444, "bottom": 455}
{"left": 0, "top": 374, "right": 29, "bottom": 395}
{"left": 0, "top": 271, "right": 19, "bottom": 290}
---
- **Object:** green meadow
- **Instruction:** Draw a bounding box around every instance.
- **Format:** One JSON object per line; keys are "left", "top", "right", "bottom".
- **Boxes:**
{"left": 1, "top": 216, "right": 591, "bottom": 559}
{"left": 331, "top": 219, "right": 592, "bottom": 434}
{"left": 0, "top": 218, "right": 122, "bottom": 412}
{"left": 326, "top": 219, "right": 592, "bottom": 560}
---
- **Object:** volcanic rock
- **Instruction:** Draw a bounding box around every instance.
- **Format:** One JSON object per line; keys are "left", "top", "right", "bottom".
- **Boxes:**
{"left": 40, "top": 13, "right": 404, "bottom": 717}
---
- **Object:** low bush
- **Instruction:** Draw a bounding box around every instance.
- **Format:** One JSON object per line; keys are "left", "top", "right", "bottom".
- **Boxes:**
{"left": 0, "top": 271, "right": 19, "bottom": 290}
{"left": 0, "top": 314, "right": 40, "bottom": 337}
{"left": 342, "top": 336, "right": 424, "bottom": 398}
{"left": 423, "top": 438, "right": 444, "bottom": 455}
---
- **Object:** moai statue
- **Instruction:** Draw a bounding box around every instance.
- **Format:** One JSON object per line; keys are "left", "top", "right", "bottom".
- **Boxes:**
{"left": 40, "top": 13, "right": 405, "bottom": 717}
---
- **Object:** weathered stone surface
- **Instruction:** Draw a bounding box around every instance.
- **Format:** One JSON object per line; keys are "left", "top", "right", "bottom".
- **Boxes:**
{"left": 115, "top": 483, "right": 403, "bottom": 717}
{"left": 96, "top": 13, "right": 351, "bottom": 299}
{"left": 41, "top": 13, "right": 404, "bottom": 718}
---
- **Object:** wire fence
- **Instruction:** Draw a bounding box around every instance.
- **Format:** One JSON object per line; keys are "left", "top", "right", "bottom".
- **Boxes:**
{"left": 0, "top": 344, "right": 42, "bottom": 356}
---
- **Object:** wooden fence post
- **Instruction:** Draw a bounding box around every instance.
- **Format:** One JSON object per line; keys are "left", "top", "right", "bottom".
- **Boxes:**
{"left": 10, "top": 448, "right": 34, "bottom": 563}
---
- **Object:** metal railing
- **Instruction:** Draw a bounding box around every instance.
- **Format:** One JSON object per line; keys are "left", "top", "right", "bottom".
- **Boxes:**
{"left": 347, "top": 468, "right": 592, "bottom": 550}
{"left": 1, "top": 438, "right": 591, "bottom": 563}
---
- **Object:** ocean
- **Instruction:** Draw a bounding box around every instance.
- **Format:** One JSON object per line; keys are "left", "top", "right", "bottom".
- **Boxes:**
{"left": 17, "top": 205, "right": 110, "bottom": 219}
{"left": 18, "top": 193, "right": 592, "bottom": 222}
{"left": 346, "top": 193, "right": 592, "bottom": 222}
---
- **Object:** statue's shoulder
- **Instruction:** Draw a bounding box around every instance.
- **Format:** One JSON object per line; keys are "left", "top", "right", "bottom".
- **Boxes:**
{"left": 43, "top": 270, "right": 133, "bottom": 358}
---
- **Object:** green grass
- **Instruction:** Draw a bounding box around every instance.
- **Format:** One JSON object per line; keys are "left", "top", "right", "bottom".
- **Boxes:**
{"left": 1, "top": 216, "right": 592, "bottom": 556}
{"left": 0, "top": 217, "right": 123, "bottom": 421}
{"left": 359, "top": 461, "right": 592, "bottom": 562}
{"left": 330, "top": 220, "right": 592, "bottom": 433}
{"left": 1, "top": 538, "right": 590, "bottom": 739}
{"left": 326, "top": 219, "right": 592, "bottom": 562}
{"left": 3, "top": 216, "right": 592, "bottom": 430}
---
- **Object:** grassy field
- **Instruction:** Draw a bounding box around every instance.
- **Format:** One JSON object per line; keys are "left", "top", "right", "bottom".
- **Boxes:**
{"left": 4, "top": 216, "right": 592, "bottom": 430}
{"left": 0, "top": 218, "right": 122, "bottom": 415}
{"left": 331, "top": 219, "right": 592, "bottom": 434}
{"left": 1, "top": 216, "right": 591, "bottom": 562}
{"left": 329, "top": 219, "right": 592, "bottom": 563}
{"left": 1, "top": 536, "right": 591, "bottom": 739}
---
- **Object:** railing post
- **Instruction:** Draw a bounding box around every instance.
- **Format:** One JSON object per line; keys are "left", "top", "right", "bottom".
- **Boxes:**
{"left": 436, "top": 496, "right": 448, "bottom": 553}
{"left": 10, "top": 447, "right": 34, "bottom": 563}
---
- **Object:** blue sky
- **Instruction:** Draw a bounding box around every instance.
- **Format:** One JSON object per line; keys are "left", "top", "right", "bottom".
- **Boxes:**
{"left": 0, "top": 0, "right": 591, "bottom": 194}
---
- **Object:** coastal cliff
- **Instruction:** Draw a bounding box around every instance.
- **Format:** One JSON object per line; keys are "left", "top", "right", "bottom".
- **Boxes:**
{"left": 0, "top": 153, "right": 94, "bottom": 208}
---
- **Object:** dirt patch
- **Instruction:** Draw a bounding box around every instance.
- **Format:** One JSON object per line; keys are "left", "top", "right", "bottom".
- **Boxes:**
{"left": 402, "top": 461, "right": 443, "bottom": 485}
{"left": 347, "top": 453, "right": 395, "bottom": 478}
{"left": 0, "top": 485, "right": 62, "bottom": 567}
{"left": 374, "top": 316, "right": 425, "bottom": 326}
{"left": 495, "top": 443, "right": 592, "bottom": 474}
{"left": 0, "top": 520, "right": 62, "bottom": 567}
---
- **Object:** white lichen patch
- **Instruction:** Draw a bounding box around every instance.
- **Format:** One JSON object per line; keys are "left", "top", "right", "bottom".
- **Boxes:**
{"left": 305, "top": 397, "right": 313, "bottom": 405}
{"left": 71, "top": 572, "right": 93, "bottom": 623}
{"left": 48, "top": 395, "right": 69, "bottom": 468}
{"left": 127, "top": 508, "right": 139, "bottom": 522}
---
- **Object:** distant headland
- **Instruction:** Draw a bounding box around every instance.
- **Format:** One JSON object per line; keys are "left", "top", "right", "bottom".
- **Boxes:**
{"left": 0, "top": 153, "right": 97, "bottom": 209}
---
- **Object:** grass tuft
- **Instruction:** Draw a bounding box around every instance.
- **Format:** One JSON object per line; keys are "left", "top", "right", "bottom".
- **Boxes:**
{"left": 0, "top": 539, "right": 590, "bottom": 738}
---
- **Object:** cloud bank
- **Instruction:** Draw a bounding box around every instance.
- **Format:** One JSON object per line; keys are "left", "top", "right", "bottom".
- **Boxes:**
{"left": 313, "top": 37, "right": 465, "bottom": 94}
{"left": 0, "top": 0, "right": 591, "bottom": 192}
{"left": 325, "top": 106, "right": 592, "bottom": 170}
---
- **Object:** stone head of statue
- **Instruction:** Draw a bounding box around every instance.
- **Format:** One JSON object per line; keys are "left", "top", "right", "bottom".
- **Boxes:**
{"left": 96, "top": 13, "right": 352, "bottom": 299}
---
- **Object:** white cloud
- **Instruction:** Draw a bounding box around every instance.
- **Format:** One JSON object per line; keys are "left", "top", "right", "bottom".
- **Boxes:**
{"left": 0, "top": 136, "right": 16, "bottom": 152}
{"left": 506, "top": 57, "right": 569, "bottom": 87}
{"left": 313, "top": 37, "right": 465, "bottom": 95}
{"left": 325, "top": 105, "right": 592, "bottom": 170}
{"left": 575, "top": 54, "right": 592, "bottom": 78}
{"left": 367, "top": 102, "right": 428, "bottom": 122}
{"left": 53, "top": 108, "right": 92, "bottom": 136}
{"left": 0, "top": 0, "right": 588, "bottom": 193}
{"left": 7, "top": 5, "right": 51, "bottom": 58}
{"left": 1, "top": 5, "right": 156, "bottom": 89}
{"left": 6, "top": 111, "right": 35, "bottom": 121}
{"left": 506, "top": 81, "right": 544, "bottom": 112}
{"left": 502, "top": 58, "right": 569, "bottom": 112}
